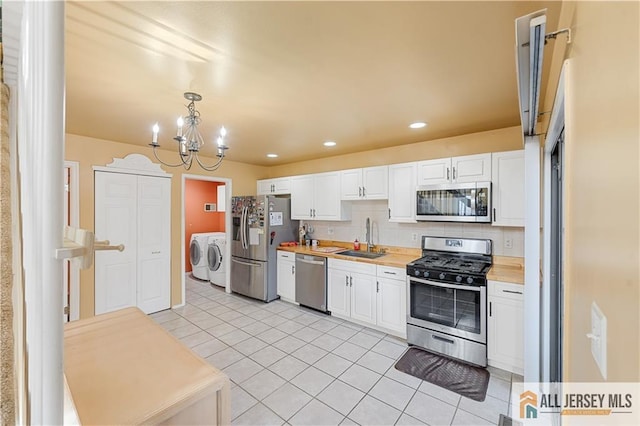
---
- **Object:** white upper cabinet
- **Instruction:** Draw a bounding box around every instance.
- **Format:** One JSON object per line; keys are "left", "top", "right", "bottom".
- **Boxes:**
{"left": 388, "top": 162, "right": 417, "bottom": 223}
{"left": 257, "top": 177, "right": 291, "bottom": 195}
{"left": 340, "top": 166, "right": 388, "bottom": 200}
{"left": 291, "top": 172, "right": 350, "bottom": 221}
{"left": 417, "top": 153, "right": 491, "bottom": 185}
{"left": 491, "top": 150, "right": 525, "bottom": 227}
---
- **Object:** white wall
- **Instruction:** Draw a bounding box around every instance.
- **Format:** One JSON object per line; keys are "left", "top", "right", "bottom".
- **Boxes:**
{"left": 307, "top": 200, "right": 524, "bottom": 256}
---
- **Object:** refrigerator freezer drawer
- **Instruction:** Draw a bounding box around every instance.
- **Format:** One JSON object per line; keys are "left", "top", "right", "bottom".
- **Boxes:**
{"left": 231, "top": 256, "right": 271, "bottom": 302}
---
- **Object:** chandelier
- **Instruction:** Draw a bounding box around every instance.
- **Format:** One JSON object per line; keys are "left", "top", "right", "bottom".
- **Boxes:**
{"left": 149, "top": 92, "right": 229, "bottom": 171}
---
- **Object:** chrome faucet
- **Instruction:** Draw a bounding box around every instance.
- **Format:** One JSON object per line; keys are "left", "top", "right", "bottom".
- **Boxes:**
{"left": 365, "top": 217, "right": 374, "bottom": 252}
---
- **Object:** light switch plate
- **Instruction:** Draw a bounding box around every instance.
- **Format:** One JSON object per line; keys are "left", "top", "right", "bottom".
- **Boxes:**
{"left": 590, "top": 301, "right": 607, "bottom": 379}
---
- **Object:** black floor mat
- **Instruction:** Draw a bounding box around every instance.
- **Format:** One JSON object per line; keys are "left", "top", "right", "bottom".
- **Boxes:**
{"left": 394, "top": 347, "right": 490, "bottom": 402}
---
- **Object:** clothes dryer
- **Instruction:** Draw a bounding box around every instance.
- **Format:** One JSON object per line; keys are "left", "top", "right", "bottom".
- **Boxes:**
{"left": 207, "top": 233, "right": 227, "bottom": 287}
{"left": 190, "top": 232, "right": 216, "bottom": 280}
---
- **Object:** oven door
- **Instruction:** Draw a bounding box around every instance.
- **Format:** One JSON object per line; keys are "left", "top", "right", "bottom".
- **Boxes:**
{"left": 407, "top": 276, "right": 486, "bottom": 343}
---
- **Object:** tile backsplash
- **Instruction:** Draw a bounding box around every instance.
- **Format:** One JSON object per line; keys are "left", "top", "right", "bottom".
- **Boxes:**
{"left": 306, "top": 200, "right": 524, "bottom": 257}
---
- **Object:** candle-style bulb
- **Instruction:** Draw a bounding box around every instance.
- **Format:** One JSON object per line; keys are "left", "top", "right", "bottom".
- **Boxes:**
{"left": 152, "top": 123, "right": 159, "bottom": 144}
{"left": 220, "top": 126, "right": 227, "bottom": 138}
{"left": 176, "top": 116, "right": 184, "bottom": 137}
{"left": 217, "top": 136, "right": 223, "bottom": 147}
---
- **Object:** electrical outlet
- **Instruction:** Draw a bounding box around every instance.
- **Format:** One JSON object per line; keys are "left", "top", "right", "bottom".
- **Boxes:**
{"left": 327, "top": 227, "right": 334, "bottom": 235}
{"left": 411, "top": 233, "right": 418, "bottom": 242}
{"left": 589, "top": 302, "right": 607, "bottom": 379}
{"left": 504, "top": 238, "right": 513, "bottom": 249}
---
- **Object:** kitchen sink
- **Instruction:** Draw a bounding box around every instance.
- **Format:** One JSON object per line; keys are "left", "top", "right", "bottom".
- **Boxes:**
{"left": 336, "top": 250, "right": 385, "bottom": 259}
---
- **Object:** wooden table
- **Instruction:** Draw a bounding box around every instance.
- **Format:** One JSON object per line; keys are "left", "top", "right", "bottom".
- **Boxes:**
{"left": 64, "top": 307, "right": 230, "bottom": 425}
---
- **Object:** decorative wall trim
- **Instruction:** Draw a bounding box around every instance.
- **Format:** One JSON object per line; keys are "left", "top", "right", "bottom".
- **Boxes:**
{"left": 93, "top": 153, "right": 172, "bottom": 178}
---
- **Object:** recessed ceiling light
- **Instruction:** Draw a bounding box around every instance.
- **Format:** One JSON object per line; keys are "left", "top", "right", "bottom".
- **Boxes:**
{"left": 409, "top": 122, "right": 427, "bottom": 129}
{"left": 323, "top": 141, "right": 337, "bottom": 147}
{"left": 266, "top": 153, "right": 278, "bottom": 158}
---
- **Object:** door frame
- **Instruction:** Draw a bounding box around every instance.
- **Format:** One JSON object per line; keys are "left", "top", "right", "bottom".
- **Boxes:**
{"left": 542, "top": 60, "right": 569, "bottom": 383}
{"left": 179, "top": 174, "right": 232, "bottom": 308}
{"left": 64, "top": 161, "right": 80, "bottom": 321}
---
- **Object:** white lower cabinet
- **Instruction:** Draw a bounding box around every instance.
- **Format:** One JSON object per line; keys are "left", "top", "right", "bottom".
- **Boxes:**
{"left": 328, "top": 259, "right": 406, "bottom": 337}
{"left": 327, "top": 259, "right": 377, "bottom": 326}
{"left": 487, "top": 280, "right": 524, "bottom": 374}
{"left": 276, "top": 251, "right": 296, "bottom": 303}
{"left": 376, "top": 265, "right": 407, "bottom": 337}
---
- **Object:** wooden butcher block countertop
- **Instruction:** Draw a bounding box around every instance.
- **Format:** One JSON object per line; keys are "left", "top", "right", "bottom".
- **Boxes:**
{"left": 64, "top": 307, "right": 230, "bottom": 425}
{"left": 487, "top": 256, "right": 525, "bottom": 285}
{"left": 278, "top": 241, "right": 421, "bottom": 269}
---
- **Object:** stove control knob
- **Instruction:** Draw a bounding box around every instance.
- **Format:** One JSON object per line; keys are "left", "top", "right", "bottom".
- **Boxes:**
{"left": 413, "top": 270, "right": 420, "bottom": 277}
{"left": 439, "top": 272, "right": 446, "bottom": 280}
{"left": 456, "top": 275, "right": 463, "bottom": 283}
{"left": 423, "top": 271, "right": 430, "bottom": 278}
{"left": 466, "top": 277, "right": 474, "bottom": 284}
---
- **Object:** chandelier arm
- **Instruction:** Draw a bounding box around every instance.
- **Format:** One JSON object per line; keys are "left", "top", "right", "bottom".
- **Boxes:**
{"left": 194, "top": 152, "right": 225, "bottom": 171}
{"left": 150, "top": 145, "right": 192, "bottom": 168}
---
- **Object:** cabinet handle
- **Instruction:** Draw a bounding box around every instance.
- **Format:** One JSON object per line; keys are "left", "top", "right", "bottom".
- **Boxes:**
{"left": 362, "top": 187, "right": 366, "bottom": 197}
{"left": 489, "top": 301, "right": 492, "bottom": 317}
{"left": 345, "top": 276, "right": 349, "bottom": 287}
{"left": 383, "top": 271, "right": 396, "bottom": 275}
{"left": 453, "top": 167, "right": 456, "bottom": 180}
{"left": 502, "top": 289, "right": 523, "bottom": 295}
{"left": 151, "top": 251, "right": 161, "bottom": 254}
{"left": 313, "top": 209, "right": 316, "bottom": 217}
{"left": 493, "top": 208, "right": 496, "bottom": 222}
{"left": 359, "top": 187, "right": 362, "bottom": 197}
{"left": 350, "top": 276, "right": 353, "bottom": 287}
{"left": 388, "top": 208, "right": 391, "bottom": 219}
{"left": 310, "top": 208, "right": 313, "bottom": 218}
{"left": 447, "top": 167, "right": 450, "bottom": 180}
{"left": 376, "top": 281, "right": 379, "bottom": 292}
{"left": 292, "top": 265, "right": 295, "bottom": 274}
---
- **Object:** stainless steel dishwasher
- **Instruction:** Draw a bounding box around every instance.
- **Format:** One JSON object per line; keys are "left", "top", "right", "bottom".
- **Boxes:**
{"left": 295, "top": 253, "right": 327, "bottom": 312}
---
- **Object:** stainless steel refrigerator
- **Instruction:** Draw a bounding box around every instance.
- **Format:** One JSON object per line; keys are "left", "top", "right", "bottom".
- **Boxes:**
{"left": 231, "top": 195, "right": 299, "bottom": 302}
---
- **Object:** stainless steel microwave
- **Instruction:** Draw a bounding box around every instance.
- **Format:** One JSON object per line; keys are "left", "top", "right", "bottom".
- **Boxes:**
{"left": 416, "top": 182, "right": 491, "bottom": 222}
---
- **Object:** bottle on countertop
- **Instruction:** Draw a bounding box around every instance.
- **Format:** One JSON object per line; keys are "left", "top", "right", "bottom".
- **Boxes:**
{"left": 354, "top": 239, "right": 360, "bottom": 250}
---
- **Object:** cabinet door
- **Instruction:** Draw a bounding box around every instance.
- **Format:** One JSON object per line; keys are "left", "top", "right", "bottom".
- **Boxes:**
{"left": 350, "top": 273, "right": 377, "bottom": 325}
{"left": 416, "top": 158, "right": 451, "bottom": 185}
{"left": 257, "top": 179, "right": 273, "bottom": 195}
{"left": 290, "top": 175, "right": 314, "bottom": 219}
{"left": 376, "top": 277, "right": 407, "bottom": 335}
{"left": 488, "top": 295, "right": 524, "bottom": 373}
{"left": 137, "top": 176, "right": 171, "bottom": 314}
{"left": 327, "top": 268, "right": 350, "bottom": 317}
{"left": 492, "top": 150, "right": 525, "bottom": 227}
{"left": 313, "top": 172, "right": 342, "bottom": 220}
{"left": 452, "top": 153, "right": 491, "bottom": 183}
{"left": 340, "top": 169, "right": 363, "bottom": 200}
{"left": 277, "top": 256, "right": 296, "bottom": 303}
{"left": 388, "top": 162, "right": 417, "bottom": 223}
{"left": 362, "top": 166, "right": 388, "bottom": 199}
{"left": 95, "top": 172, "right": 138, "bottom": 315}
{"left": 273, "top": 177, "right": 291, "bottom": 194}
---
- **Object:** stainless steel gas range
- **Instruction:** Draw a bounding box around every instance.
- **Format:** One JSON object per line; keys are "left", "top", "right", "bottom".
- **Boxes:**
{"left": 406, "top": 236, "right": 492, "bottom": 367}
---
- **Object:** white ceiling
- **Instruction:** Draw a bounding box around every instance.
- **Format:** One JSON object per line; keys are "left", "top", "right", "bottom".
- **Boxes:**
{"left": 65, "top": 1, "right": 561, "bottom": 166}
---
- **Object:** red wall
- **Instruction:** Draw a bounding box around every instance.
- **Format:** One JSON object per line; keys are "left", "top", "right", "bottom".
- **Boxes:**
{"left": 185, "top": 179, "right": 225, "bottom": 272}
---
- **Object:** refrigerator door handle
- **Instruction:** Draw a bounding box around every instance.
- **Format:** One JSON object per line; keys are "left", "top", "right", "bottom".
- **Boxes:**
{"left": 241, "top": 206, "right": 248, "bottom": 249}
{"left": 231, "top": 257, "right": 261, "bottom": 267}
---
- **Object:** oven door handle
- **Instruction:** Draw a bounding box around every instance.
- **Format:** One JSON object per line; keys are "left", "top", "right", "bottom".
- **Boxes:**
{"left": 408, "top": 276, "right": 483, "bottom": 292}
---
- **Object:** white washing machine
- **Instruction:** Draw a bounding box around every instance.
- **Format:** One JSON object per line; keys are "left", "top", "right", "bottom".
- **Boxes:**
{"left": 190, "top": 232, "right": 216, "bottom": 280}
{"left": 207, "top": 233, "right": 227, "bottom": 287}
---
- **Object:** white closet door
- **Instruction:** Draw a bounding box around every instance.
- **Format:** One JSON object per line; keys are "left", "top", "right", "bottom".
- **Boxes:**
{"left": 95, "top": 172, "right": 138, "bottom": 315}
{"left": 136, "top": 176, "right": 171, "bottom": 314}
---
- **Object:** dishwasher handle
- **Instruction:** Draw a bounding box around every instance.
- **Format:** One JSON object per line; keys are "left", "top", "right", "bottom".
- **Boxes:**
{"left": 296, "top": 257, "right": 325, "bottom": 266}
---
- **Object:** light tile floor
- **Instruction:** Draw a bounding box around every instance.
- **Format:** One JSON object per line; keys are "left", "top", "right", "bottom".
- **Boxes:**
{"left": 150, "top": 276, "right": 521, "bottom": 426}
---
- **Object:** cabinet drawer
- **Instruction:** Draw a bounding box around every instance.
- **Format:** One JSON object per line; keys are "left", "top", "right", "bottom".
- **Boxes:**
{"left": 488, "top": 280, "right": 524, "bottom": 300}
{"left": 277, "top": 250, "right": 295, "bottom": 261}
{"left": 376, "top": 265, "right": 406, "bottom": 281}
{"left": 328, "top": 258, "right": 376, "bottom": 275}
